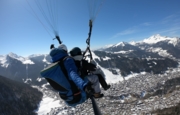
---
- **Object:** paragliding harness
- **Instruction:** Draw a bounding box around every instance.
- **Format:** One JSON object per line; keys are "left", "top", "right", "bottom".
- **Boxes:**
{"left": 41, "top": 36, "right": 82, "bottom": 104}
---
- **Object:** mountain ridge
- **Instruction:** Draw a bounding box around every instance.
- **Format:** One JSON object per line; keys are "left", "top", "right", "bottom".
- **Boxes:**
{"left": 0, "top": 34, "right": 179, "bottom": 58}
{"left": 0, "top": 34, "right": 180, "bottom": 85}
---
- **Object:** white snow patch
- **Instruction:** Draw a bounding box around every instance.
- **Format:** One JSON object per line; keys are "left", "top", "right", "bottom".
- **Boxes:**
{"left": 23, "top": 59, "right": 34, "bottom": 64}
{"left": 23, "top": 78, "right": 32, "bottom": 83}
{"left": 42, "top": 54, "right": 51, "bottom": 64}
{"left": 129, "top": 41, "right": 136, "bottom": 46}
{"left": 114, "top": 50, "right": 133, "bottom": 54}
{"left": 91, "top": 52, "right": 101, "bottom": 61}
{"left": 0, "top": 55, "right": 9, "bottom": 68}
{"left": 37, "top": 77, "right": 43, "bottom": 82}
{"left": 147, "top": 47, "right": 174, "bottom": 58}
{"left": 142, "top": 34, "right": 170, "bottom": 44}
{"left": 129, "top": 34, "right": 179, "bottom": 47}
{"left": 8, "top": 52, "right": 34, "bottom": 64}
{"left": 102, "top": 56, "right": 111, "bottom": 61}
{"left": 114, "top": 42, "right": 125, "bottom": 47}
{"left": 114, "top": 51, "right": 127, "bottom": 54}
{"left": 36, "top": 96, "right": 63, "bottom": 115}
{"left": 168, "top": 38, "right": 179, "bottom": 46}
{"left": 42, "top": 83, "right": 50, "bottom": 88}
{"left": 99, "top": 66, "right": 141, "bottom": 83}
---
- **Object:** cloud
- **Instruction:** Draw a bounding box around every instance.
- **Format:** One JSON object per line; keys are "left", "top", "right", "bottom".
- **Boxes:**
{"left": 161, "top": 14, "right": 180, "bottom": 24}
{"left": 153, "top": 26, "right": 180, "bottom": 36}
{"left": 141, "top": 22, "right": 152, "bottom": 26}
{"left": 109, "top": 28, "right": 137, "bottom": 39}
{"left": 110, "top": 13, "right": 180, "bottom": 40}
{"left": 114, "top": 28, "right": 136, "bottom": 37}
{"left": 110, "top": 22, "right": 151, "bottom": 39}
{"left": 144, "top": 13, "right": 180, "bottom": 37}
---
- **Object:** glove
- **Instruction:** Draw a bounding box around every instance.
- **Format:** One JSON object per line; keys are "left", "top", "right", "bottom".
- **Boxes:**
{"left": 50, "top": 44, "right": 55, "bottom": 49}
{"left": 84, "top": 82, "right": 94, "bottom": 94}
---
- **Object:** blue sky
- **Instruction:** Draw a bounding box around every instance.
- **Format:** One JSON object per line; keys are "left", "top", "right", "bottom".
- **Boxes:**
{"left": 0, "top": 0, "right": 180, "bottom": 57}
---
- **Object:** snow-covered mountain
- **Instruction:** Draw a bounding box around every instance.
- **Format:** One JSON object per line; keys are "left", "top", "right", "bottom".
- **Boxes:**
{"left": 93, "top": 34, "right": 180, "bottom": 76}
{"left": 0, "top": 34, "right": 180, "bottom": 85}
{"left": 0, "top": 53, "right": 50, "bottom": 84}
{"left": 0, "top": 53, "right": 50, "bottom": 67}
{"left": 128, "top": 34, "right": 180, "bottom": 46}
{"left": 0, "top": 52, "right": 34, "bottom": 68}
{"left": 99, "top": 34, "right": 180, "bottom": 58}
{"left": 141, "top": 34, "right": 180, "bottom": 45}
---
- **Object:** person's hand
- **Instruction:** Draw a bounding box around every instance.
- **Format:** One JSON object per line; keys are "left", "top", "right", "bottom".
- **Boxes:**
{"left": 50, "top": 44, "right": 55, "bottom": 49}
{"left": 84, "top": 82, "right": 94, "bottom": 94}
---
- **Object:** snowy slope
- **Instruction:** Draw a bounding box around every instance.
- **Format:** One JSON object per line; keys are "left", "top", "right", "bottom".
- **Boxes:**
{"left": 84, "top": 51, "right": 142, "bottom": 83}
{"left": 0, "top": 55, "right": 9, "bottom": 68}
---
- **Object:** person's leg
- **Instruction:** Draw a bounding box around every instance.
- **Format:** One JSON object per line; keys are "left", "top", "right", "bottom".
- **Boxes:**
{"left": 96, "top": 74, "right": 111, "bottom": 90}
{"left": 91, "top": 66, "right": 110, "bottom": 88}
{"left": 96, "top": 74, "right": 108, "bottom": 88}
{"left": 86, "top": 74, "right": 101, "bottom": 93}
{"left": 86, "top": 74, "right": 104, "bottom": 98}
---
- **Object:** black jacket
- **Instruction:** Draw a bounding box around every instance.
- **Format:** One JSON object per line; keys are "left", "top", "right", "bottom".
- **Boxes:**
{"left": 74, "top": 59, "right": 96, "bottom": 78}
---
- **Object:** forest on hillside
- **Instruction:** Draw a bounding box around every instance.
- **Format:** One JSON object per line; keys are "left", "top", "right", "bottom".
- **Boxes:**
{"left": 0, "top": 75, "right": 43, "bottom": 115}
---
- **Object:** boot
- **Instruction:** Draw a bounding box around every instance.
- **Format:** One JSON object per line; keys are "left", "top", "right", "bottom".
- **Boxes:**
{"left": 97, "top": 74, "right": 109, "bottom": 89}
{"left": 104, "top": 84, "right": 111, "bottom": 91}
{"left": 93, "top": 93, "right": 104, "bottom": 98}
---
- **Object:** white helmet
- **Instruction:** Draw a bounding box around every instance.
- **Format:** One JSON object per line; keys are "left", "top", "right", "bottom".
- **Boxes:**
{"left": 58, "top": 44, "right": 68, "bottom": 52}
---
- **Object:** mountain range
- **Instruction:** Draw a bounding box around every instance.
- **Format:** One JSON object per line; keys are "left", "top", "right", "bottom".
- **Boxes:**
{"left": 0, "top": 34, "right": 180, "bottom": 85}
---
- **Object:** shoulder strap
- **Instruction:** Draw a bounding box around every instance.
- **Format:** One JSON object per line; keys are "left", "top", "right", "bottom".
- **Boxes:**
{"left": 58, "top": 56, "right": 80, "bottom": 94}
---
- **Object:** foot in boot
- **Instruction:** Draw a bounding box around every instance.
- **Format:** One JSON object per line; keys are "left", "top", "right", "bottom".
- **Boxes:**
{"left": 93, "top": 93, "right": 104, "bottom": 98}
{"left": 104, "top": 85, "right": 111, "bottom": 90}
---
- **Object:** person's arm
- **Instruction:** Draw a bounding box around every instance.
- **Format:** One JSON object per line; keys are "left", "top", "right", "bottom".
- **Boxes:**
{"left": 64, "top": 58, "right": 88, "bottom": 90}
